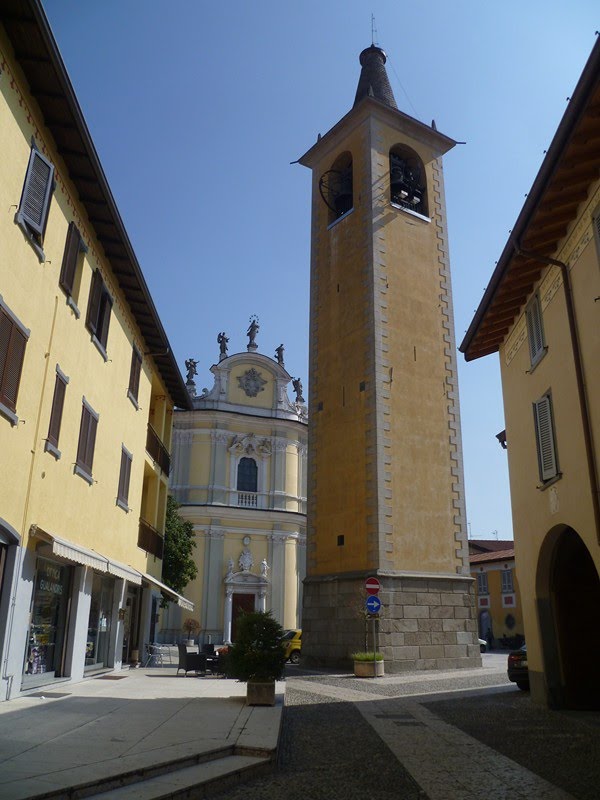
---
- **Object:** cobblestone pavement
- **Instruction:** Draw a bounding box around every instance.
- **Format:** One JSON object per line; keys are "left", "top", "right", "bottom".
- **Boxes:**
{"left": 212, "top": 660, "right": 598, "bottom": 799}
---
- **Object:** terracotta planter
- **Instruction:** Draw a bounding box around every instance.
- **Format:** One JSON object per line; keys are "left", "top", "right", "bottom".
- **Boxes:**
{"left": 246, "top": 680, "right": 276, "bottom": 706}
{"left": 353, "top": 659, "right": 384, "bottom": 678}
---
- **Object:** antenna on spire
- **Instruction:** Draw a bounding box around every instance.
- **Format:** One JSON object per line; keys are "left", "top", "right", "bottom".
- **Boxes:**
{"left": 371, "top": 13, "right": 378, "bottom": 46}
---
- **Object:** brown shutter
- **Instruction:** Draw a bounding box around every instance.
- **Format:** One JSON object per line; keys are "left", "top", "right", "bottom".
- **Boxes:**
{"left": 85, "top": 413, "right": 98, "bottom": 473}
{"left": 20, "top": 149, "right": 54, "bottom": 236}
{"left": 77, "top": 403, "right": 98, "bottom": 475}
{"left": 97, "top": 294, "right": 112, "bottom": 348}
{"left": 118, "top": 448, "right": 132, "bottom": 505}
{"left": 47, "top": 373, "right": 67, "bottom": 448}
{"left": 86, "top": 270, "right": 103, "bottom": 335}
{"left": 59, "top": 222, "right": 82, "bottom": 296}
{"left": 0, "top": 309, "right": 27, "bottom": 413}
{"left": 128, "top": 347, "right": 142, "bottom": 400}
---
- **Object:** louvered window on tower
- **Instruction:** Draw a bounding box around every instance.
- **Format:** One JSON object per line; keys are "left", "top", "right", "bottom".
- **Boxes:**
{"left": 45, "top": 367, "right": 69, "bottom": 459}
{"left": 75, "top": 399, "right": 99, "bottom": 484}
{"left": 533, "top": 393, "right": 559, "bottom": 483}
{"left": 15, "top": 143, "right": 55, "bottom": 259}
{"left": 86, "top": 269, "right": 113, "bottom": 357}
{"left": 525, "top": 294, "right": 546, "bottom": 368}
{"left": 0, "top": 302, "right": 29, "bottom": 424}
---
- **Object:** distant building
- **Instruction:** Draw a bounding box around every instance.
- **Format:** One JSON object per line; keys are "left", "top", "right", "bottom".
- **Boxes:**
{"left": 469, "top": 540, "right": 524, "bottom": 648}
{"left": 0, "top": 1, "right": 191, "bottom": 700}
{"left": 461, "top": 40, "right": 600, "bottom": 709}
{"left": 299, "top": 45, "right": 478, "bottom": 670}
{"left": 168, "top": 331, "right": 307, "bottom": 643}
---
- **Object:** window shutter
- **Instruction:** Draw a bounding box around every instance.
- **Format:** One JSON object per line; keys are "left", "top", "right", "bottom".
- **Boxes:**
{"left": 534, "top": 395, "right": 557, "bottom": 481}
{"left": 97, "top": 294, "right": 113, "bottom": 348}
{"left": 20, "top": 149, "right": 54, "bottom": 236}
{"left": 47, "top": 373, "right": 67, "bottom": 448}
{"left": 128, "top": 347, "right": 142, "bottom": 400}
{"left": 59, "top": 222, "right": 82, "bottom": 296}
{"left": 77, "top": 403, "right": 98, "bottom": 475}
{"left": 118, "top": 448, "right": 132, "bottom": 505}
{"left": 526, "top": 296, "right": 544, "bottom": 364}
{"left": 0, "top": 310, "right": 27, "bottom": 412}
{"left": 85, "top": 413, "right": 98, "bottom": 473}
{"left": 86, "top": 270, "right": 103, "bottom": 335}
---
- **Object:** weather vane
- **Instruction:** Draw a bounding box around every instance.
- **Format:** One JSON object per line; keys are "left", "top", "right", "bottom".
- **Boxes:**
{"left": 371, "top": 13, "right": 379, "bottom": 46}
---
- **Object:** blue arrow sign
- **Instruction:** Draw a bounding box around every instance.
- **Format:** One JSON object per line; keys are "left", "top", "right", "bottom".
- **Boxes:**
{"left": 365, "top": 595, "right": 382, "bottom": 614}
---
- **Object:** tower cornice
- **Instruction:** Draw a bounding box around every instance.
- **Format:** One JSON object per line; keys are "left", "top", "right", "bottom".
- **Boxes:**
{"left": 298, "top": 96, "right": 457, "bottom": 169}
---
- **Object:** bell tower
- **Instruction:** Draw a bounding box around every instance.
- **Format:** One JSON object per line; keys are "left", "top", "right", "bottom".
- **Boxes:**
{"left": 300, "top": 46, "right": 479, "bottom": 670}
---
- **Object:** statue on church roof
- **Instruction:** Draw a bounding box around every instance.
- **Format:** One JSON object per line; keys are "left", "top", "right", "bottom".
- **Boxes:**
{"left": 217, "top": 332, "right": 229, "bottom": 361}
{"left": 275, "top": 343, "right": 285, "bottom": 367}
{"left": 185, "top": 358, "right": 198, "bottom": 383}
{"left": 247, "top": 316, "right": 259, "bottom": 351}
{"left": 292, "top": 377, "right": 305, "bottom": 404}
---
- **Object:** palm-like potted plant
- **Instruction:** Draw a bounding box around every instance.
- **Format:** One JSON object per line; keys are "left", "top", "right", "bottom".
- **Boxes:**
{"left": 182, "top": 618, "right": 201, "bottom": 646}
{"left": 228, "top": 610, "right": 286, "bottom": 705}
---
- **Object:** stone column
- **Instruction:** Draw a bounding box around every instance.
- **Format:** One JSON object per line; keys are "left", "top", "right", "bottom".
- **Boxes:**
{"left": 258, "top": 587, "right": 267, "bottom": 613}
{"left": 202, "top": 528, "right": 225, "bottom": 639}
{"left": 210, "top": 430, "right": 229, "bottom": 505}
{"left": 223, "top": 587, "right": 233, "bottom": 644}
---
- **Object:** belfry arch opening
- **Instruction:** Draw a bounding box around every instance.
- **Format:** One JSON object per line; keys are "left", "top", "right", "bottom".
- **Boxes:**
{"left": 319, "top": 151, "right": 353, "bottom": 223}
{"left": 389, "top": 145, "right": 427, "bottom": 217}
{"left": 536, "top": 526, "right": 600, "bottom": 709}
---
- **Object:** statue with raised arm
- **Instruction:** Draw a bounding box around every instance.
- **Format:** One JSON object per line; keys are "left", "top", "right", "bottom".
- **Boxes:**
{"left": 247, "top": 316, "right": 259, "bottom": 351}
{"left": 185, "top": 358, "right": 198, "bottom": 383}
{"left": 275, "top": 343, "right": 285, "bottom": 366}
{"left": 292, "top": 377, "right": 305, "bottom": 403}
{"left": 217, "top": 332, "right": 229, "bottom": 360}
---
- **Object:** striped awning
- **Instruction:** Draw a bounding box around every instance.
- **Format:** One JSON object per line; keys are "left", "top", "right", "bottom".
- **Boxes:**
{"left": 108, "top": 560, "right": 142, "bottom": 585}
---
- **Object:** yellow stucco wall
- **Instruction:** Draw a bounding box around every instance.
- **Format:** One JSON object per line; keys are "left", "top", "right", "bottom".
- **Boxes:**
{"left": 0, "top": 29, "right": 174, "bottom": 574}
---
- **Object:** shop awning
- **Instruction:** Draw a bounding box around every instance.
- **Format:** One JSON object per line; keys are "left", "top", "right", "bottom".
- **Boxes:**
{"left": 30, "top": 526, "right": 141, "bottom": 585}
{"left": 139, "top": 571, "right": 194, "bottom": 611}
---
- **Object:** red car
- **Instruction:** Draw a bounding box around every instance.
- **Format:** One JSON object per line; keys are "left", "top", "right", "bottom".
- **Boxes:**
{"left": 507, "top": 645, "right": 529, "bottom": 691}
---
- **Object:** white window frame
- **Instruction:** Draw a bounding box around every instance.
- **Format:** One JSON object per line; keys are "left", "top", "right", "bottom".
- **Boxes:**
{"left": 477, "top": 572, "right": 488, "bottom": 595}
{"left": 501, "top": 569, "right": 514, "bottom": 593}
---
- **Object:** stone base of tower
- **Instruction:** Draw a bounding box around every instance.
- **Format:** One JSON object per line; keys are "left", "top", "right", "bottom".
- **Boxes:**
{"left": 302, "top": 572, "right": 481, "bottom": 672}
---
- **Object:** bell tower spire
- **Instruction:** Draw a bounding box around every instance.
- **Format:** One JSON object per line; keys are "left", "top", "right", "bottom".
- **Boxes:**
{"left": 299, "top": 46, "right": 478, "bottom": 673}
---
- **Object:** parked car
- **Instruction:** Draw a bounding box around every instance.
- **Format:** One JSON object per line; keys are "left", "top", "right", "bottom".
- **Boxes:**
{"left": 478, "top": 637, "right": 487, "bottom": 653}
{"left": 507, "top": 644, "right": 529, "bottom": 690}
{"left": 280, "top": 629, "right": 302, "bottom": 664}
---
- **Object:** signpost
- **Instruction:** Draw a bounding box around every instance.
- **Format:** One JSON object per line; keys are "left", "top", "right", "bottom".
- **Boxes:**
{"left": 364, "top": 578, "right": 382, "bottom": 666}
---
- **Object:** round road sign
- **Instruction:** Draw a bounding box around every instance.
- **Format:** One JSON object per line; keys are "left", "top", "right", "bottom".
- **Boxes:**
{"left": 365, "top": 577, "right": 381, "bottom": 595}
{"left": 365, "top": 595, "right": 382, "bottom": 614}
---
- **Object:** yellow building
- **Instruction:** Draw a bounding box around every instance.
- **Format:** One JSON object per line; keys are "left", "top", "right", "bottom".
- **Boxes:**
{"left": 461, "top": 40, "right": 600, "bottom": 708}
{"left": 469, "top": 540, "right": 524, "bottom": 648}
{"left": 299, "top": 46, "right": 479, "bottom": 670}
{"left": 167, "top": 329, "right": 307, "bottom": 644}
{"left": 0, "top": 1, "right": 191, "bottom": 700}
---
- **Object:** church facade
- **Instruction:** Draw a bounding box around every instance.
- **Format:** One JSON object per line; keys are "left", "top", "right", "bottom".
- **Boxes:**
{"left": 300, "top": 46, "right": 479, "bottom": 670}
{"left": 167, "top": 325, "right": 307, "bottom": 644}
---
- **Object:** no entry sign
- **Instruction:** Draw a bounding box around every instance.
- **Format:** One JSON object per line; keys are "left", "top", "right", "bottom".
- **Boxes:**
{"left": 365, "top": 577, "right": 381, "bottom": 595}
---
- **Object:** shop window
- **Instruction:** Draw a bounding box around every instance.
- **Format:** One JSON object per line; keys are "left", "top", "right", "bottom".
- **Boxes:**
{"left": 117, "top": 446, "right": 133, "bottom": 511}
{"left": 0, "top": 298, "right": 30, "bottom": 425}
{"left": 533, "top": 392, "right": 559, "bottom": 484}
{"left": 127, "top": 346, "right": 142, "bottom": 408}
{"left": 86, "top": 270, "right": 113, "bottom": 359}
{"left": 45, "top": 366, "right": 69, "bottom": 459}
{"left": 15, "top": 141, "right": 55, "bottom": 261}
{"left": 389, "top": 145, "right": 428, "bottom": 217}
{"left": 501, "top": 569, "right": 514, "bottom": 593}
{"left": 59, "top": 222, "right": 87, "bottom": 317}
{"left": 319, "top": 151, "right": 353, "bottom": 224}
{"left": 75, "top": 398, "right": 99, "bottom": 484}
{"left": 477, "top": 572, "right": 488, "bottom": 595}
{"left": 525, "top": 294, "right": 546, "bottom": 368}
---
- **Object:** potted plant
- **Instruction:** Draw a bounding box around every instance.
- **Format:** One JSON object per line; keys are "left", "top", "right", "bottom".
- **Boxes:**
{"left": 228, "top": 611, "right": 286, "bottom": 705}
{"left": 351, "top": 651, "right": 385, "bottom": 677}
{"left": 182, "top": 618, "right": 201, "bottom": 646}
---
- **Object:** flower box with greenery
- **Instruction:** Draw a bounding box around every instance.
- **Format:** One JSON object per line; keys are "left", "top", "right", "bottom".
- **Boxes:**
{"left": 182, "top": 618, "right": 201, "bottom": 645}
{"left": 228, "top": 611, "right": 286, "bottom": 705}
{"left": 351, "top": 651, "right": 385, "bottom": 677}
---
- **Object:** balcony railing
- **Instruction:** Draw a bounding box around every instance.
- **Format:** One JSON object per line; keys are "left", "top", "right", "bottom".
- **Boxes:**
{"left": 146, "top": 424, "right": 170, "bottom": 476}
{"left": 237, "top": 492, "right": 258, "bottom": 508}
{"left": 138, "top": 517, "right": 163, "bottom": 559}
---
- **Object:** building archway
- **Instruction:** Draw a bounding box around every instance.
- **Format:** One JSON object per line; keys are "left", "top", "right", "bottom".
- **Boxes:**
{"left": 536, "top": 525, "right": 600, "bottom": 709}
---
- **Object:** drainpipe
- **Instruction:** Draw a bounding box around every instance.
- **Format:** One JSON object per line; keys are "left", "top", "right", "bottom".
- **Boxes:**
{"left": 514, "top": 245, "right": 600, "bottom": 545}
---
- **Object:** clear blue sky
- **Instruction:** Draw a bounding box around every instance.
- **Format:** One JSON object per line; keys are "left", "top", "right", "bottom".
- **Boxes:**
{"left": 43, "top": 1, "right": 598, "bottom": 541}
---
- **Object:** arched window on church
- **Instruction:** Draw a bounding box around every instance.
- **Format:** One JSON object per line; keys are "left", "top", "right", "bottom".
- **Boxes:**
{"left": 319, "top": 151, "right": 353, "bottom": 224}
{"left": 237, "top": 457, "right": 258, "bottom": 507}
{"left": 389, "top": 145, "right": 428, "bottom": 217}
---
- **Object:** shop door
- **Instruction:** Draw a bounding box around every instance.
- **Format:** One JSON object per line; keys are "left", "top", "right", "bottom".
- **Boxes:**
{"left": 122, "top": 586, "right": 140, "bottom": 664}
{"left": 23, "top": 558, "right": 72, "bottom": 687}
{"left": 85, "top": 574, "right": 115, "bottom": 671}
{"left": 231, "top": 593, "right": 255, "bottom": 641}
